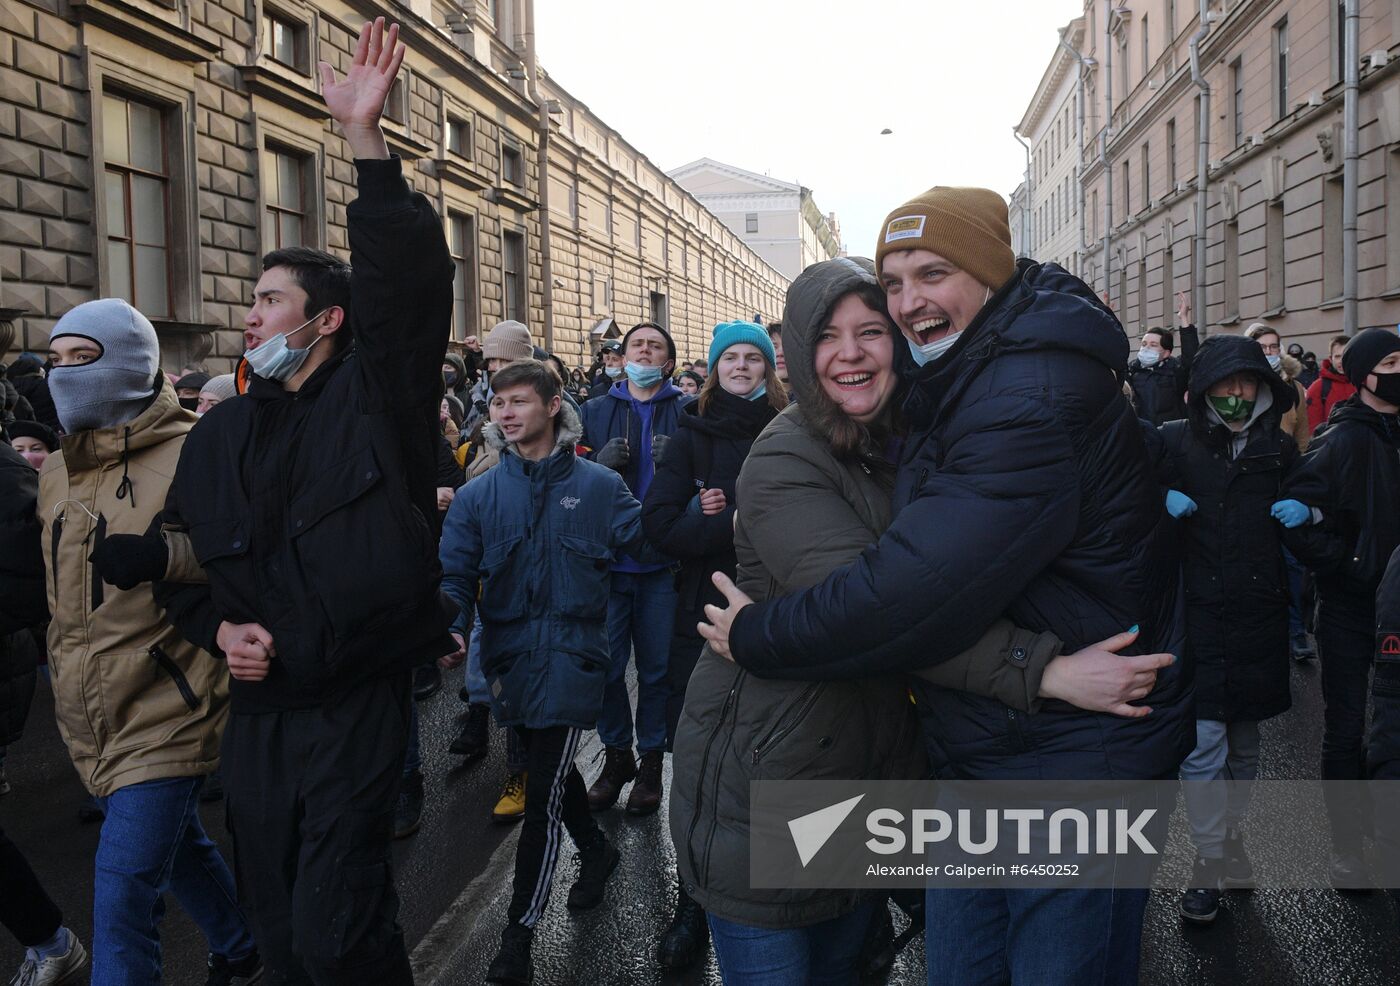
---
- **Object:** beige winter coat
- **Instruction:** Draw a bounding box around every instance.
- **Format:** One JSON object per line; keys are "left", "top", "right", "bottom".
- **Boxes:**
{"left": 37, "top": 381, "right": 228, "bottom": 796}
{"left": 1279, "top": 354, "right": 1310, "bottom": 452}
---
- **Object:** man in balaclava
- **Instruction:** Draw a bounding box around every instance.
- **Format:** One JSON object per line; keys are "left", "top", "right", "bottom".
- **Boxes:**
{"left": 36, "top": 298, "right": 258, "bottom": 983}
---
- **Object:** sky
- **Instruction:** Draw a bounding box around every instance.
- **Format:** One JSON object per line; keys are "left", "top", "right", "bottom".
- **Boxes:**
{"left": 534, "top": 0, "right": 1087, "bottom": 262}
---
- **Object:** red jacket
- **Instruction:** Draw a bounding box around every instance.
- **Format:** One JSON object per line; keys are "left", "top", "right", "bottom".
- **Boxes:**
{"left": 1306, "top": 360, "right": 1356, "bottom": 434}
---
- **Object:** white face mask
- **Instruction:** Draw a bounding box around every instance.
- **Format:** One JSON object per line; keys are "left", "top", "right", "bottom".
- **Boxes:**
{"left": 1137, "top": 347, "right": 1162, "bottom": 368}
{"left": 1266, "top": 353, "right": 1283, "bottom": 372}
{"left": 908, "top": 286, "right": 992, "bottom": 368}
{"left": 242, "top": 310, "right": 328, "bottom": 383}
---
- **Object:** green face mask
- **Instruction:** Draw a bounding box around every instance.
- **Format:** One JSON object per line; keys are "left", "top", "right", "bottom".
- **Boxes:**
{"left": 1208, "top": 394, "right": 1255, "bottom": 422}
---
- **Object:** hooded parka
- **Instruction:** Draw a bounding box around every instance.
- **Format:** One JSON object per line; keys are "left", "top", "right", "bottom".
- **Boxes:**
{"left": 1158, "top": 335, "right": 1298, "bottom": 722}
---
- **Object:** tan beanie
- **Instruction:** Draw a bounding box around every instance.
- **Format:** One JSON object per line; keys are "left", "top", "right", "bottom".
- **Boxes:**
{"left": 482, "top": 320, "right": 533, "bottom": 362}
{"left": 874, "top": 187, "right": 1016, "bottom": 291}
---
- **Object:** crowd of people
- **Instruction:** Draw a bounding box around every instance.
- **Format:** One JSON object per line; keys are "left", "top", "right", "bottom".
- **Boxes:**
{"left": 3, "top": 18, "right": 1400, "bottom": 986}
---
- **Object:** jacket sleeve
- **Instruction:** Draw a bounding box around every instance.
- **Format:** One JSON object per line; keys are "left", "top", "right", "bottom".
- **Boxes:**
{"left": 0, "top": 451, "right": 47, "bottom": 634}
{"left": 1178, "top": 324, "right": 1200, "bottom": 375}
{"left": 730, "top": 393, "right": 1081, "bottom": 680}
{"left": 347, "top": 157, "right": 454, "bottom": 414}
{"left": 435, "top": 433, "right": 464, "bottom": 489}
{"left": 1306, "top": 379, "right": 1326, "bottom": 433}
{"left": 641, "top": 430, "right": 734, "bottom": 559}
{"left": 908, "top": 617, "right": 1063, "bottom": 713}
{"left": 151, "top": 482, "right": 224, "bottom": 657}
{"left": 609, "top": 474, "right": 667, "bottom": 565}
{"left": 1279, "top": 431, "right": 1350, "bottom": 574}
{"left": 438, "top": 490, "right": 482, "bottom": 636}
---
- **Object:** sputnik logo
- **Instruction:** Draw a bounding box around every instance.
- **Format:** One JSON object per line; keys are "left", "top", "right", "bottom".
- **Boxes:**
{"left": 788, "top": 795, "right": 865, "bottom": 867}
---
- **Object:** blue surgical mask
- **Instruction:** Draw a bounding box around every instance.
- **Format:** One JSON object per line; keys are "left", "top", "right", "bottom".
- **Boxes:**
{"left": 909, "top": 332, "right": 962, "bottom": 367}
{"left": 243, "top": 310, "right": 328, "bottom": 383}
{"left": 1266, "top": 354, "right": 1283, "bottom": 372}
{"left": 745, "top": 383, "right": 768, "bottom": 402}
{"left": 624, "top": 361, "right": 664, "bottom": 388}
{"left": 1137, "top": 347, "right": 1162, "bottom": 368}
{"left": 604, "top": 365, "right": 623, "bottom": 379}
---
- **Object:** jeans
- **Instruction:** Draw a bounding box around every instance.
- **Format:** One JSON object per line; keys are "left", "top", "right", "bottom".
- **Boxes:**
{"left": 463, "top": 612, "right": 486, "bottom": 705}
{"left": 599, "top": 569, "right": 677, "bottom": 753}
{"left": 707, "top": 902, "right": 875, "bottom": 986}
{"left": 92, "top": 776, "right": 254, "bottom": 986}
{"left": 1316, "top": 598, "right": 1375, "bottom": 853}
{"left": 1180, "top": 719, "right": 1261, "bottom": 858}
{"left": 923, "top": 887, "right": 1149, "bottom": 986}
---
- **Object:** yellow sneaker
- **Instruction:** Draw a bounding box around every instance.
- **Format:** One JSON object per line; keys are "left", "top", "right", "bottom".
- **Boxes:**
{"left": 492, "top": 771, "right": 527, "bottom": 822}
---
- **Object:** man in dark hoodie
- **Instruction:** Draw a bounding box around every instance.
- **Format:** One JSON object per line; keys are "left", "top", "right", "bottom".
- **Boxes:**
{"left": 578, "top": 321, "right": 684, "bottom": 814}
{"left": 1125, "top": 293, "right": 1201, "bottom": 427}
{"left": 1158, "top": 335, "right": 1301, "bottom": 924}
{"left": 6, "top": 355, "right": 60, "bottom": 434}
{"left": 700, "top": 186, "right": 1192, "bottom": 983}
{"left": 1281, "top": 327, "right": 1400, "bottom": 887}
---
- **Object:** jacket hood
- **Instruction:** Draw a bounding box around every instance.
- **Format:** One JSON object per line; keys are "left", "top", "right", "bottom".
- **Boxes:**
{"left": 1320, "top": 359, "right": 1348, "bottom": 383}
{"left": 678, "top": 386, "right": 779, "bottom": 440}
{"left": 604, "top": 378, "right": 682, "bottom": 405}
{"left": 1324, "top": 394, "right": 1400, "bottom": 440}
{"left": 444, "top": 352, "right": 468, "bottom": 379}
{"left": 1185, "top": 335, "right": 1295, "bottom": 443}
{"left": 1279, "top": 353, "right": 1303, "bottom": 383}
{"left": 781, "top": 257, "right": 883, "bottom": 408}
{"left": 483, "top": 398, "right": 584, "bottom": 455}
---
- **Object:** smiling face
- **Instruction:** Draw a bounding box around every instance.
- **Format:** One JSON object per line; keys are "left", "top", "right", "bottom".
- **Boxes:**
{"left": 879, "top": 249, "right": 990, "bottom": 349}
{"left": 814, "top": 293, "right": 898, "bottom": 424}
{"left": 490, "top": 382, "right": 560, "bottom": 448}
{"left": 715, "top": 343, "right": 767, "bottom": 399}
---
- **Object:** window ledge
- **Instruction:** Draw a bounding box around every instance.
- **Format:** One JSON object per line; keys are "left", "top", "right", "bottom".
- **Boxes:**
{"left": 434, "top": 157, "right": 492, "bottom": 192}
{"left": 493, "top": 185, "right": 538, "bottom": 213}
{"left": 384, "top": 127, "right": 433, "bottom": 160}
{"left": 1319, "top": 296, "right": 1347, "bottom": 311}
{"left": 1258, "top": 306, "right": 1287, "bottom": 319}
{"left": 239, "top": 63, "right": 328, "bottom": 119}
{"left": 70, "top": 0, "right": 222, "bottom": 61}
{"left": 1218, "top": 315, "right": 1242, "bottom": 326}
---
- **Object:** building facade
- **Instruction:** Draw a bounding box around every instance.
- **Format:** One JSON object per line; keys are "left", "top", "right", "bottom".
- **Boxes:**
{"left": 1068, "top": 0, "right": 1400, "bottom": 355}
{"left": 0, "top": 0, "right": 789, "bottom": 372}
{"left": 667, "top": 158, "right": 843, "bottom": 283}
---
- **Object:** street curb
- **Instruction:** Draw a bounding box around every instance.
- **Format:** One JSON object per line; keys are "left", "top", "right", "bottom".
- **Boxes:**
{"left": 409, "top": 726, "right": 608, "bottom": 983}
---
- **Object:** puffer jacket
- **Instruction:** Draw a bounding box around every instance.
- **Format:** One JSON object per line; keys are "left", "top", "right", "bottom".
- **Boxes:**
{"left": 1, "top": 442, "right": 46, "bottom": 747}
{"left": 1159, "top": 335, "right": 1298, "bottom": 723}
{"left": 8, "top": 357, "right": 60, "bottom": 433}
{"left": 37, "top": 380, "right": 227, "bottom": 796}
{"left": 730, "top": 260, "right": 1194, "bottom": 781}
{"left": 671, "top": 257, "right": 1068, "bottom": 929}
{"left": 438, "top": 403, "right": 649, "bottom": 729}
{"left": 1306, "top": 359, "right": 1355, "bottom": 434}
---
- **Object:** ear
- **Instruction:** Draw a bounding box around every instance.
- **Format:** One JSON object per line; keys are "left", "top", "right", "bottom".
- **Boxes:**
{"left": 318, "top": 307, "right": 347, "bottom": 336}
{"left": 547, "top": 394, "right": 562, "bottom": 417}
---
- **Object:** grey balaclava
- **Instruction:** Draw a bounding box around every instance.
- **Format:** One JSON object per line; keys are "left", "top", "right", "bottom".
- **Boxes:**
{"left": 48, "top": 298, "right": 160, "bottom": 433}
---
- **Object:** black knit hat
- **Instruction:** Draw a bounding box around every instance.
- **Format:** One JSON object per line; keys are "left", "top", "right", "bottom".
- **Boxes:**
{"left": 7, "top": 418, "right": 58, "bottom": 450}
{"left": 1342, "top": 328, "right": 1400, "bottom": 389}
{"left": 622, "top": 321, "right": 676, "bottom": 363}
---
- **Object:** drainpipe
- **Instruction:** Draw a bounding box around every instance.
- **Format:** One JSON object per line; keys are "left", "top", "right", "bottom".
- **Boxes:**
{"left": 1058, "top": 29, "right": 1089, "bottom": 272}
{"left": 1343, "top": 0, "right": 1359, "bottom": 335}
{"left": 1189, "top": 0, "right": 1211, "bottom": 334}
{"left": 522, "top": 0, "right": 554, "bottom": 350}
{"left": 1102, "top": 0, "right": 1114, "bottom": 306}
{"left": 1012, "top": 129, "right": 1033, "bottom": 257}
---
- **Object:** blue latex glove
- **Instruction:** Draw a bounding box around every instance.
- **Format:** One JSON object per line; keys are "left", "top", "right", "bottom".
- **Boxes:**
{"left": 1271, "top": 499, "right": 1310, "bottom": 528}
{"left": 1165, "top": 490, "right": 1198, "bottom": 519}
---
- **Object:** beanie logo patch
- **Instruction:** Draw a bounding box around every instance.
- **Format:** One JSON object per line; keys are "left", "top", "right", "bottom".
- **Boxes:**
{"left": 885, "top": 215, "right": 926, "bottom": 243}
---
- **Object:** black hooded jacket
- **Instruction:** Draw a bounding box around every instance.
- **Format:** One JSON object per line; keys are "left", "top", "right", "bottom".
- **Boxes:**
{"left": 0, "top": 442, "right": 45, "bottom": 746}
{"left": 642, "top": 387, "right": 779, "bottom": 634}
{"left": 1158, "top": 335, "right": 1298, "bottom": 722}
{"left": 1125, "top": 324, "right": 1199, "bottom": 426}
{"left": 1282, "top": 394, "right": 1400, "bottom": 611}
{"left": 7, "top": 358, "right": 60, "bottom": 434}
{"left": 728, "top": 260, "right": 1193, "bottom": 780}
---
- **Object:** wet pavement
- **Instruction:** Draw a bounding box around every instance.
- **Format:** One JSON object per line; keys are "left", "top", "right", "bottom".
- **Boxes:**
{"left": 3, "top": 654, "right": 1399, "bottom": 984}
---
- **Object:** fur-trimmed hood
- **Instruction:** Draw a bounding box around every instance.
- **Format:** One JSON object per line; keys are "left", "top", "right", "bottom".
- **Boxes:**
{"left": 483, "top": 399, "right": 584, "bottom": 456}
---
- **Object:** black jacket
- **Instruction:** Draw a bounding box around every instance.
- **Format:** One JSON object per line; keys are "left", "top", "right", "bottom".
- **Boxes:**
{"left": 1370, "top": 545, "right": 1400, "bottom": 776}
{"left": 729, "top": 260, "right": 1193, "bottom": 780}
{"left": 0, "top": 443, "right": 45, "bottom": 746}
{"left": 1126, "top": 324, "right": 1200, "bottom": 427}
{"left": 155, "top": 158, "right": 456, "bottom": 709}
{"left": 8, "top": 365, "right": 60, "bottom": 434}
{"left": 1282, "top": 397, "right": 1400, "bottom": 611}
{"left": 1158, "top": 335, "right": 1298, "bottom": 722}
{"left": 642, "top": 389, "right": 778, "bottom": 635}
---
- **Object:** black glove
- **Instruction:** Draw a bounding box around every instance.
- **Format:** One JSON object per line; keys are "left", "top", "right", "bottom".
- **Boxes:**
{"left": 90, "top": 533, "right": 168, "bottom": 590}
{"left": 650, "top": 433, "right": 670, "bottom": 466}
{"left": 596, "top": 437, "right": 630, "bottom": 472}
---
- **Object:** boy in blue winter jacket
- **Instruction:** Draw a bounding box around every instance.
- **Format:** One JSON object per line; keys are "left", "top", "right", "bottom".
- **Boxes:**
{"left": 438, "top": 359, "right": 651, "bottom": 985}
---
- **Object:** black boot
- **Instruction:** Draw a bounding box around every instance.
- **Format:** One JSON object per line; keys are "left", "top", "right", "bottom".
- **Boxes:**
{"left": 449, "top": 703, "right": 492, "bottom": 762}
{"left": 413, "top": 664, "right": 442, "bottom": 702}
{"left": 567, "top": 832, "right": 620, "bottom": 910}
{"left": 485, "top": 924, "right": 533, "bottom": 985}
{"left": 1179, "top": 856, "right": 1224, "bottom": 924}
{"left": 205, "top": 949, "right": 263, "bottom": 986}
{"left": 656, "top": 879, "right": 708, "bottom": 969}
{"left": 393, "top": 770, "right": 424, "bottom": 840}
{"left": 1223, "top": 827, "right": 1254, "bottom": 889}
{"left": 586, "top": 746, "right": 636, "bottom": 811}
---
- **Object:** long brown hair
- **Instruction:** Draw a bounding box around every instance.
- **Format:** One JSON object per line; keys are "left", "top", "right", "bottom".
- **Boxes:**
{"left": 697, "top": 358, "right": 788, "bottom": 415}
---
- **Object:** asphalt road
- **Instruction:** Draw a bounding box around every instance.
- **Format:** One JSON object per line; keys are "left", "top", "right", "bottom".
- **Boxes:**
{"left": 3, "top": 654, "right": 1399, "bottom": 985}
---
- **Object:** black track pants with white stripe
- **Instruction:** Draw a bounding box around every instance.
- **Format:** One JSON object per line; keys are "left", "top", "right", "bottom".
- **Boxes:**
{"left": 506, "top": 725, "right": 601, "bottom": 930}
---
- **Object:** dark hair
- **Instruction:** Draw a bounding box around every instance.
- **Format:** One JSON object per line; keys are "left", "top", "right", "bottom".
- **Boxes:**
{"left": 803, "top": 282, "right": 901, "bottom": 460}
{"left": 1143, "top": 328, "right": 1174, "bottom": 351}
{"left": 766, "top": 322, "right": 783, "bottom": 339}
{"left": 692, "top": 358, "right": 708, "bottom": 370}
{"left": 262, "top": 247, "right": 353, "bottom": 323}
{"left": 491, "top": 359, "right": 560, "bottom": 405}
{"left": 1245, "top": 323, "right": 1281, "bottom": 343}
{"left": 1329, "top": 334, "right": 1350, "bottom": 351}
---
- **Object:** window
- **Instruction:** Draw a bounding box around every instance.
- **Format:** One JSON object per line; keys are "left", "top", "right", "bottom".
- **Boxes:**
{"left": 1266, "top": 200, "right": 1285, "bottom": 311}
{"left": 1141, "top": 142, "right": 1150, "bottom": 210}
{"left": 1161, "top": 241, "right": 1174, "bottom": 328}
{"left": 1231, "top": 57, "right": 1244, "bottom": 147}
{"left": 1275, "top": 18, "right": 1289, "bottom": 120}
{"left": 263, "top": 12, "right": 306, "bottom": 71}
{"left": 1323, "top": 175, "right": 1343, "bottom": 299}
{"left": 1166, "top": 119, "right": 1176, "bottom": 187}
{"left": 1141, "top": 14, "right": 1150, "bottom": 76}
{"left": 446, "top": 114, "right": 471, "bottom": 158}
{"left": 745, "top": 212, "right": 758, "bottom": 234}
{"left": 102, "top": 93, "right": 171, "bottom": 318}
{"left": 1335, "top": 0, "right": 1348, "bottom": 82}
{"left": 503, "top": 229, "right": 525, "bottom": 323}
{"left": 1166, "top": 0, "right": 1176, "bottom": 39}
{"left": 262, "top": 146, "right": 307, "bottom": 250}
{"left": 1223, "top": 219, "right": 1240, "bottom": 320}
{"left": 1122, "top": 159, "right": 1131, "bottom": 219}
{"left": 449, "top": 213, "right": 477, "bottom": 341}
{"left": 649, "top": 291, "right": 667, "bottom": 328}
{"left": 383, "top": 75, "right": 406, "bottom": 125}
{"left": 1118, "top": 30, "right": 1130, "bottom": 104}
{"left": 1137, "top": 259, "right": 1147, "bottom": 332}
{"left": 501, "top": 143, "right": 523, "bottom": 187}
{"left": 1388, "top": 151, "right": 1400, "bottom": 287}
{"left": 1092, "top": 188, "right": 1099, "bottom": 240}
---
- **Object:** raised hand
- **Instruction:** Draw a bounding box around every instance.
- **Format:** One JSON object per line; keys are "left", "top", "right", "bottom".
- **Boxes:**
{"left": 317, "top": 17, "right": 404, "bottom": 160}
